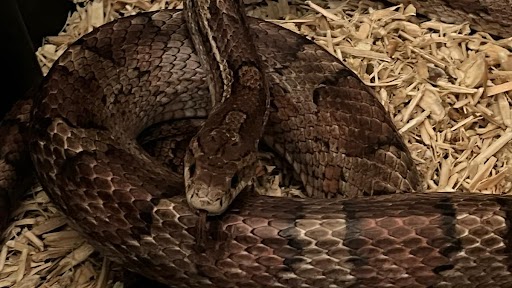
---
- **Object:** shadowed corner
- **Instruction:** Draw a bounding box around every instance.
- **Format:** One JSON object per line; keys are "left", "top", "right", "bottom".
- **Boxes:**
{"left": 1, "top": 0, "right": 75, "bottom": 119}
{"left": 123, "top": 270, "right": 170, "bottom": 288}
{"left": 0, "top": 147, "right": 37, "bottom": 232}
{"left": 0, "top": 190, "right": 10, "bottom": 230}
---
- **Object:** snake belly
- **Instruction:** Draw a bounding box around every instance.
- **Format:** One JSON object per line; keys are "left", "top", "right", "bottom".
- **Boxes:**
{"left": 2, "top": 8, "right": 511, "bottom": 288}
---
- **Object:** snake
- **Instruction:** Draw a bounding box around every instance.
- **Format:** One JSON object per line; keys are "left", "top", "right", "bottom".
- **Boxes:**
{"left": 183, "top": 0, "right": 271, "bottom": 216}
{"left": 1, "top": 0, "right": 512, "bottom": 287}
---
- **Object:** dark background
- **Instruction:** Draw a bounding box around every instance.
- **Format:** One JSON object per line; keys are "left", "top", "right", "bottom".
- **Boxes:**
{"left": 0, "top": 0, "right": 74, "bottom": 118}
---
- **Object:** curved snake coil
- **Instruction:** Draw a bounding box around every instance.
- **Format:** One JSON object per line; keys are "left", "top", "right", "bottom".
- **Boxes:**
{"left": 1, "top": 7, "right": 512, "bottom": 288}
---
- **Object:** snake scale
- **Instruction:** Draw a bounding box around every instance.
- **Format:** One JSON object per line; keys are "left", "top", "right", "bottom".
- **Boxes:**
{"left": 1, "top": 0, "right": 512, "bottom": 287}
{"left": 183, "top": 0, "right": 271, "bottom": 216}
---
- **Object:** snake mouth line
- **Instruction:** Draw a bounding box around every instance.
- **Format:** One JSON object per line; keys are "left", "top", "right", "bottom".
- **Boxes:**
{"left": 187, "top": 189, "right": 228, "bottom": 216}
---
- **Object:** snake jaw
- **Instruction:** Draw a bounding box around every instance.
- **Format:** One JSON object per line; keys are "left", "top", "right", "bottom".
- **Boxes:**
{"left": 184, "top": 137, "right": 257, "bottom": 215}
{"left": 186, "top": 183, "right": 230, "bottom": 215}
{"left": 184, "top": 157, "right": 236, "bottom": 215}
{"left": 185, "top": 165, "right": 255, "bottom": 215}
{"left": 185, "top": 163, "right": 245, "bottom": 215}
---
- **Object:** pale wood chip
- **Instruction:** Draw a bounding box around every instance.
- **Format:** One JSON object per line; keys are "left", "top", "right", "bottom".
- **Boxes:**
{"left": 475, "top": 168, "right": 510, "bottom": 190}
{"left": 305, "top": 1, "right": 341, "bottom": 21}
{"left": 471, "top": 130, "right": 512, "bottom": 164}
{"left": 30, "top": 217, "right": 68, "bottom": 236}
{"left": 45, "top": 243, "right": 96, "bottom": 283}
{"left": 408, "top": 46, "right": 447, "bottom": 69}
{"left": 335, "top": 45, "right": 392, "bottom": 61}
{"left": 469, "top": 157, "right": 498, "bottom": 190}
{"left": 15, "top": 249, "right": 28, "bottom": 284}
{"left": 487, "top": 81, "right": 512, "bottom": 96}
{"left": 399, "top": 110, "right": 431, "bottom": 133}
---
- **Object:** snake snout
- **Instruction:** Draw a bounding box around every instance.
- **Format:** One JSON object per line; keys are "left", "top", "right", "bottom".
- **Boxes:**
{"left": 186, "top": 186, "right": 229, "bottom": 215}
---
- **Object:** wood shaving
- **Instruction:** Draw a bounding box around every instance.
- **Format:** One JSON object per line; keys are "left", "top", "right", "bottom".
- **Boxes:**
{"left": 2, "top": 0, "right": 512, "bottom": 287}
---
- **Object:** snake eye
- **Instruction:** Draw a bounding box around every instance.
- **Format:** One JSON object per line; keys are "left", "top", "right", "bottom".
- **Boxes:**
{"left": 230, "top": 174, "right": 239, "bottom": 189}
{"left": 188, "top": 162, "right": 196, "bottom": 177}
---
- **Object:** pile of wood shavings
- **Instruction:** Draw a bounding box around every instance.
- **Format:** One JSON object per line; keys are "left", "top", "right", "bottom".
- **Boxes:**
{"left": 2, "top": 0, "right": 512, "bottom": 287}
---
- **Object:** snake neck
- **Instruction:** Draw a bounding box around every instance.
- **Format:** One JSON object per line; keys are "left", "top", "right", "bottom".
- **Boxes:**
{"left": 183, "top": 0, "right": 270, "bottom": 214}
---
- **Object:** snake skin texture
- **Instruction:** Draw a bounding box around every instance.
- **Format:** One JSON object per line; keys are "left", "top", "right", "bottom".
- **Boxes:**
{"left": 1, "top": 8, "right": 512, "bottom": 288}
{"left": 183, "top": 0, "right": 271, "bottom": 215}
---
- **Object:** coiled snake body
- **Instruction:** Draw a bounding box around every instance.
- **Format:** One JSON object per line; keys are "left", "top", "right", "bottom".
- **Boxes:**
{"left": 1, "top": 4, "right": 512, "bottom": 288}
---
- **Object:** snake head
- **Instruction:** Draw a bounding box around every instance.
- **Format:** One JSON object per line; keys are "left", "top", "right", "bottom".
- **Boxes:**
{"left": 184, "top": 135, "right": 257, "bottom": 215}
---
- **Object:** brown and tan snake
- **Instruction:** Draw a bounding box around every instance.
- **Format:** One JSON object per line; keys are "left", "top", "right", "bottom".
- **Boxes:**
{"left": 183, "top": 0, "right": 271, "bottom": 215}
{"left": 1, "top": 1, "right": 512, "bottom": 287}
